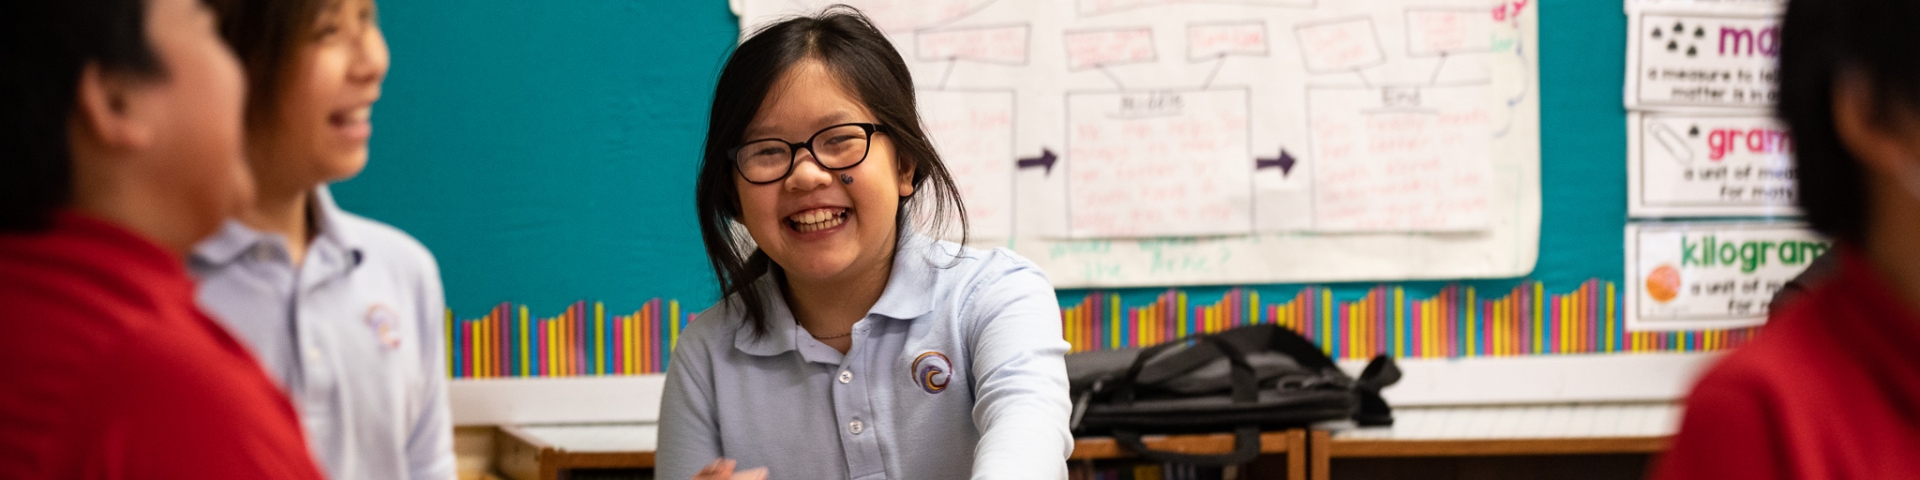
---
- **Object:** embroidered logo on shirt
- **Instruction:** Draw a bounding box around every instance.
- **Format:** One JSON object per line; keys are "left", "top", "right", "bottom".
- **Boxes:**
{"left": 911, "top": 351, "right": 952, "bottom": 394}
{"left": 365, "top": 304, "right": 402, "bottom": 349}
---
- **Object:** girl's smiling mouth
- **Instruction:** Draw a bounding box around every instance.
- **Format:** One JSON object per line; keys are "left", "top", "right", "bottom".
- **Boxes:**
{"left": 786, "top": 207, "right": 849, "bottom": 233}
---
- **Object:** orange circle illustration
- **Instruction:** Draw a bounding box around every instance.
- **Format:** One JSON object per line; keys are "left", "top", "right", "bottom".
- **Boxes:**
{"left": 1646, "top": 264, "right": 1682, "bottom": 303}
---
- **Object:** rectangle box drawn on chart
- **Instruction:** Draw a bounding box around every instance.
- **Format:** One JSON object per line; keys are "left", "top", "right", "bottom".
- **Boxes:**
{"left": 1305, "top": 82, "right": 1495, "bottom": 232}
{"left": 916, "top": 24, "right": 1032, "bottom": 65}
{"left": 1404, "top": 7, "right": 1494, "bottom": 57}
{"left": 918, "top": 89, "right": 1018, "bottom": 239}
{"left": 1064, "top": 27, "right": 1159, "bottom": 71}
{"left": 1187, "top": 21, "right": 1271, "bottom": 61}
{"left": 832, "top": 0, "right": 1002, "bottom": 33}
{"left": 1064, "top": 88, "right": 1254, "bottom": 238}
{"left": 1294, "top": 16, "right": 1388, "bottom": 73}
{"left": 1077, "top": 0, "right": 1317, "bottom": 17}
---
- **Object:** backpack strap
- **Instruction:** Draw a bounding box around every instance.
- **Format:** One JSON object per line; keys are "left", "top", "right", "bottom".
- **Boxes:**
{"left": 1262, "top": 325, "right": 1402, "bottom": 426}
{"left": 1109, "top": 334, "right": 1263, "bottom": 466}
{"left": 1110, "top": 333, "right": 1201, "bottom": 404}
{"left": 1259, "top": 324, "right": 1337, "bottom": 370}
{"left": 1353, "top": 355, "right": 1402, "bottom": 426}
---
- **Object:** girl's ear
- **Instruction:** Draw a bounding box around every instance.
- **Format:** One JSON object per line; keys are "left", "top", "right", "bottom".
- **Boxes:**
{"left": 895, "top": 158, "right": 916, "bottom": 197}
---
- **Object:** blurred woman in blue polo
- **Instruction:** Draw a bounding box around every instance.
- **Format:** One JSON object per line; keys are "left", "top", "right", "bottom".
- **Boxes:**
{"left": 191, "top": 0, "right": 453, "bottom": 477}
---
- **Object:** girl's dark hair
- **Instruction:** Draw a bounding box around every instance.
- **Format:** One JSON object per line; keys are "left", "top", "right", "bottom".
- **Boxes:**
{"left": 1777, "top": 0, "right": 1920, "bottom": 243}
{"left": 695, "top": 5, "right": 968, "bottom": 336}
{"left": 206, "top": 0, "right": 336, "bottom": 127}
{"left": 0, "top": 0, "right": 165, "bottom": 232}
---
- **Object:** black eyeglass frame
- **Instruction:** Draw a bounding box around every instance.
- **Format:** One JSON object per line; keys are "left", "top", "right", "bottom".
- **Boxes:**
{"left": 727, "top": 123, "right": 892, "bottom": 185}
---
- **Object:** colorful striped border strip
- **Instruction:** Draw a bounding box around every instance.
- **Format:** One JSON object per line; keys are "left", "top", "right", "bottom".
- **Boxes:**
{"left": 447, "top": 279, "right": 1765, "bottom": 378}
{"left": 1060, "top": 280, "right": 1761, "bottom": 359}
{"left": 446, "top": 299, "right": 689, "bottom": 379}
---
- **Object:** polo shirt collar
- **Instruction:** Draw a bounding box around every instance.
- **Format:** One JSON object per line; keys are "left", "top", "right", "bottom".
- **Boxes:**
{"left": 1827, "top": 248, "right": 1920, "bottom": 360}
{"left": 190, "top": 186, "right": 361, "bottom": 268}
{"left": 191, "top": 218, "right": 262, "bottom": 267}
{"left": 731, "top": 233, "right": 947, "bottom": 358}
{"left": 308, "top": 186, "right": 359, "bottom": 250}
{"left": 46, "top": 210, "right": 196, "bottom": 292}
{"left": 732, "top": 278, "right": 804, "bottom": 357}
{"left": 868, "top": 233, "right": 942, "bottom": 321}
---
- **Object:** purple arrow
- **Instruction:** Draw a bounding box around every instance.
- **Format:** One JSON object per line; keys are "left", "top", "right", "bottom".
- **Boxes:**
{"left": 1256, "top": 148, "right": 1298, "bottom": 177}
{"left": 1018, "top": 148, "right": 1058, "bottom": 175}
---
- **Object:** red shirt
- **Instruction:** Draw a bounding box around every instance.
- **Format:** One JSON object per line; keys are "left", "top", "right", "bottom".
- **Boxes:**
{"left": 1654, "top": 248, "right": 1920, "bottom": 479}
{"left": 0, "top": 212, "right": 323, "bottom": 479}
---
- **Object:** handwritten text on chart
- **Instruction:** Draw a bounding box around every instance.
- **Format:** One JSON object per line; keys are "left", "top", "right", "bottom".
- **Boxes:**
{"left": 1067, "top": 90, "right": 1252, "bottom": 238}
{"left": 1064, "top": 28, "right": 1157, "bottom": 71}
{"left": 1308, "top": 84, "right": 1494, "bottom": 231}
{"left": 1041, "top": 238, "right": 1241, "bottom": 282}
{"left": 1076, "top": 0, "right": 1313, "bottom": 16}
{"left": 1627, "top": 223, "right": 1826, "bottom": 330}
{"left": 1630, "top": 13, "right": 1781, "bottom": 108}
{"left": 920, "top": 90, "right": 1016, "bottom": 239}
{"left": 1634, "top": 114, "right": 1795, "bottom": 213}
{"left": 1490, "top": 0, "right": 1529, "bottom": 25}
{"left": 917, "top": 25, "right": 1030, "bottom": 64}
{"left": 1406, "top": 8, "right": 1493, "bottom": 55}
{"left": 1294, "top": 17, "right": 1386, "bottom": 72}
{"left": 821, "top": 0, "right": 994, "bottom": 32}
{"left": 1187, "top": 22, "right": 1268, "bottom": 60}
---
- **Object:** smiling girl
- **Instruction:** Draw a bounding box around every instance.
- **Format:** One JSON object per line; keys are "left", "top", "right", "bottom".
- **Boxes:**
{"left": 657, "top": 7, "right": 1073, "bottom": 480}
{"left": 191, "top": 0, "right": 453, "bottom": 478}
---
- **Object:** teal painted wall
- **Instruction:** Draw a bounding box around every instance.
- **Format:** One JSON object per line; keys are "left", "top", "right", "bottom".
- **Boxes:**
{"left": 337, "top": 1, "right": 738, "bottom": 313}
{"left": 339, "top": 0, "right": 1628, "bottom": 313}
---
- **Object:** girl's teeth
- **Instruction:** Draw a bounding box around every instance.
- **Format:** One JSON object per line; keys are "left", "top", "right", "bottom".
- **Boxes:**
{"left": 790, "top": 209, "right": 845, "bottom": 233}
{"left": 792, "top": 209, "right": 838, "bottom": 224}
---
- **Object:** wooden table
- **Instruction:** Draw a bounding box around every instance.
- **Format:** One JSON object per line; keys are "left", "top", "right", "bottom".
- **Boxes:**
{"left": 1308, "top": 402, "right": 1680, "bottom": 480}
{"left": 1072, "top": 429, "right": 1308, "bottom": 479}
{"left": 495, "top": 424, "right": 656, "bottom": 480}
{"left": 492, "top": 424, "right": 1311, "bottom": 480}
{"left": 485, "top": 403, "right": 1679, "bottom": 480}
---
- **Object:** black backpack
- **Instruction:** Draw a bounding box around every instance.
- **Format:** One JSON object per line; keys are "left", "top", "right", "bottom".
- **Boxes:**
{"left": 1066, "top": 324, "right": 1401, "bottom": 466}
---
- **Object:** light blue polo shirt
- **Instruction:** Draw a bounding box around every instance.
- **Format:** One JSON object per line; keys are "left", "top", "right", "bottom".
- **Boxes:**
{"left": 658, "top": 235, "right": 1074, "bottom": 480}
{"left": 190, "top": 187, "right": 454, "bottom": 480}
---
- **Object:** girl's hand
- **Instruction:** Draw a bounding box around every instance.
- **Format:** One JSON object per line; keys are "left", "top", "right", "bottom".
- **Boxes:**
{"left": 692, "top": 459, "right": 769, "bottom": 480}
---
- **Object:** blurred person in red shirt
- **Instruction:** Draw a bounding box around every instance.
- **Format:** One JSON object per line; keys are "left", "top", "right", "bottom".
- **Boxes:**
{"left": 0, "top": 0, "right": 324, "bottom": 477}
{"left": 1653, "top": 0, "right": 1920, "bottom": 478}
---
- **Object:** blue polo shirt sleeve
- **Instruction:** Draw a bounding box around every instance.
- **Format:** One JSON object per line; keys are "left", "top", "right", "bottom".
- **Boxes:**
{"left": 658, "top": 309, "right": 725, "bottom": 480}
{"left": 406, "top": 251, "right": 455, "bottom": 480}
{"left": 963, "top": 259, "right": 1073, "bottom": 479}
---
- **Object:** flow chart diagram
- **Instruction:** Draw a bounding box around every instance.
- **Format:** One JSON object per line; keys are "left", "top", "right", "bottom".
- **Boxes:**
{"left": 737, "top": 0, "right": 1542, "bottom": 287}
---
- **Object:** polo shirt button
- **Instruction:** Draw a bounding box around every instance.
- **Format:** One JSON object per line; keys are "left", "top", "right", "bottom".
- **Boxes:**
{"left": 849, "top": 420, "right": 864, "bottom": 435}
{"left": 839, "top": 371, "right": 853, "bottom": 384}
